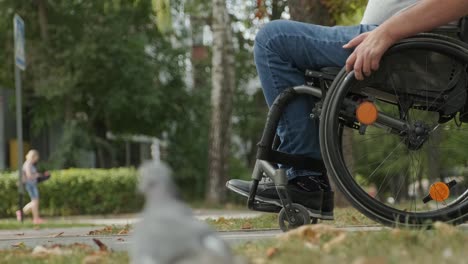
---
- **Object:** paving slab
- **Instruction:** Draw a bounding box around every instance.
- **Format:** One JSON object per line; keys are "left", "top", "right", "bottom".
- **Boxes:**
{"left": 42, "top": 210, "right": 263, "bottom": 226}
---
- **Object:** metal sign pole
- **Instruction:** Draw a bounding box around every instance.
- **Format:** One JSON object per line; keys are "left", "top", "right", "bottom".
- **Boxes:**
{"left": 15, "top": 65, "right": 24, "bottom": 223}
{"left": 14, "top": 14, "right": 25, "bottom": 223}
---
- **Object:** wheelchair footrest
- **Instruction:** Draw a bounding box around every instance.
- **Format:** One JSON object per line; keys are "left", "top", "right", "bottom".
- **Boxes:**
{"left": 250, "top": 201, "right": 282, "bottom": 213}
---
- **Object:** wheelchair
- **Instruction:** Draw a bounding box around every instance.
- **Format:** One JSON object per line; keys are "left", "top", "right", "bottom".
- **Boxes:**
{"left": 247, "top": 18, "right": 468, "bottom": 231}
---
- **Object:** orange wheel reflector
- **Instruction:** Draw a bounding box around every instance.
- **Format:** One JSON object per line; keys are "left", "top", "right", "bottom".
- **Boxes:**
{"left": 356, "top": 102, "right": 378, "bottom": 125}
{"left": 429, "top": 182, "right": 450, "bottom": 202}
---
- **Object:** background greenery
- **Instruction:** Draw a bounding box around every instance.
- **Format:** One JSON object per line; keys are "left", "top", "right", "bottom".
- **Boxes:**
{"left": 0, "top": 0, "right": 368, "bottom": 207}
{"left": 0, "top": 168, "right": 142, "bottom": 217}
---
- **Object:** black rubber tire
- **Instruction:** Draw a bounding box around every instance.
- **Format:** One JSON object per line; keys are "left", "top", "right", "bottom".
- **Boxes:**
{"left": 319, "top": 38, "right": 468, "bottom": 228}
{"left": 278, "top": 203, "right": 310, "bottom": 232}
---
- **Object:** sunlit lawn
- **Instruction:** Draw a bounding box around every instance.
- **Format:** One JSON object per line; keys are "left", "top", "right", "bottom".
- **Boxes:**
{"left": 0, "top": 248, "right": 129, "bottom": 264}
{"left": 1, "top": 222, "right": 467, "bottom": 264}
{"left": 0, "top": 220, "right": 95, "bottom": 230}
{"left": 1, "top": 207, "right": 466, "bottom": 263}
{"left": 235, "top": 223, "right": 468, "bottom": 264}
{"left": 0, "top": 207, "right": 374, "bottom": 232}
{"left": 207, "top": 207, "right": 377, "bottom": 231}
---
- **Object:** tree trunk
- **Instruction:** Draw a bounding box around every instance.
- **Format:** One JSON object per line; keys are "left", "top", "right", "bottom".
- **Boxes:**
{"left": 190, "top": 15, "right": 210, "bottom": 198}
{"left": 271, "top": 0, "right": 287, "bottom": 20}
{"left": 206, "top": 0, "right": 236, "bottom": 204}
{"left": 288, "top": 0, "right": 333, "bottom": 25}
{"left": 36, "top": 0, "right": 49, "bottom": 42}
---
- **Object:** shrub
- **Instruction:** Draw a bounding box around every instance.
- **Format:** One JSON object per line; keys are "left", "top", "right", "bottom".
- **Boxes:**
{"left": 0, "top": 168, "right": 143, "bottom": 217}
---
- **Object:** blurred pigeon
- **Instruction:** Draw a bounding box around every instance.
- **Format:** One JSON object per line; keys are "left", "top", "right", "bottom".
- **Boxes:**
{"left": 132, "top": 160, "right": 238, "bottom": 264}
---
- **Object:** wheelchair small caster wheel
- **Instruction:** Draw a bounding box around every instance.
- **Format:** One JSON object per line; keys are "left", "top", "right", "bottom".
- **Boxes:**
{"left": 278, "top": 203, "right": 310, "bottom": 232}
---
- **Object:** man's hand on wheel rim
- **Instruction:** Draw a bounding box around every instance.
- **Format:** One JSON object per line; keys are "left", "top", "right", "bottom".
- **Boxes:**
{"left": 343, "top": 29, "right": 397, "bottom": 80}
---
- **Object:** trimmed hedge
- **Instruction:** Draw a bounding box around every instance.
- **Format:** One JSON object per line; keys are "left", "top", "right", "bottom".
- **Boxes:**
{"left": 0, "top": 168, "right": 143, "bottom": 217}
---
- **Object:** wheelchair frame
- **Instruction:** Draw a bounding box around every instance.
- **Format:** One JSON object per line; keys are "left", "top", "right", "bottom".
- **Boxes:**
{"left": 247, "top": 29, "right": 468, "bottom": 230}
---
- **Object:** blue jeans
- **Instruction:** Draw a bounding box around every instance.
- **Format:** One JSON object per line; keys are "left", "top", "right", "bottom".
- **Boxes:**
{"left": 254, "top": 20, "right": 377, "bottom": 180}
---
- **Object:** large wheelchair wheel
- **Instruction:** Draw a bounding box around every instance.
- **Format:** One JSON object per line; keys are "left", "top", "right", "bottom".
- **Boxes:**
{"left": 320, "top": 35, "right": 468, "bottom": 227}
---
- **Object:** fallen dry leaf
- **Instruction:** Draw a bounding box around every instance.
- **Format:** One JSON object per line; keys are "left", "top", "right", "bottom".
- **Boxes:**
{"left": 88, "top": 226, "right": 113, "bottom": 236}
{"left": 11, "top": 242, "right": 26, "bottom": 249}
{"left": 50, "top": 232, "right": 64, "bottom": 238}
{"left": 241, "top": 222, "right": 253, "bottom": 230}
{"left": 352, "top": 256, "right": 387, "bottom": 264}
{"left": 433, "top": 221, "right": 458, "bottom": 235}
{"left": 266, "top": 247, "right": 279, "bottom": 258}
{"left": 251, "top": 257, "right": 267, "bottom": 264}
{"left": 215, "top": 217, "right": 231, "bottom": 225}
{"left": 92, "top": 238, "right": 109, "bottom": 252}
{"left": 390, "top": 228, "right": 401, "bottom": 238}
{"left": 82, "top": 254, "right": 104, "bottom": 264}
{"left": 304, "top": 241, "right": 319, "bottom": 250}
{"left": 323, "top": 232, "right": 347, "bottom": 252}
{"left": 117, "top": 229, "right": 128, "bottom": 235}
{"left": 49, "top": 244, "right": 64, "bottom": 248}
{"left": 70, "top": 243, "right": 93, "bottom": 250}
{"left": 32, "top": 245, "right": 71, "bottom": 256}
{"left": 280, "top": 224, "right": 343, "bottom": 244}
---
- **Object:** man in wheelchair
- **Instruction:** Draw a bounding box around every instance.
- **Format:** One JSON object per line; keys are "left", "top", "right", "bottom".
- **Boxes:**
{"left": 227, "top": 0, "right": 468, "bottom": 221}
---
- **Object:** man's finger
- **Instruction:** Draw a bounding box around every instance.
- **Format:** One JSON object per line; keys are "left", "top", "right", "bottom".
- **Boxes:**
{"left": 363, "top": 51, "right": 372, "bottom": 77}
{"left": 343, "top": 33, "right": 368, "bottom": 49}
{"left": 371, "top": 59, "right": 380, "bottom": 71}
{"left": 346, "top": 52, "right": 357, "bottom": 73}
{"left": 354, "top": 54, "right": 364, "bottom": 80}
{"left": 371, "top": 53, "right": 383, "bottom": 71}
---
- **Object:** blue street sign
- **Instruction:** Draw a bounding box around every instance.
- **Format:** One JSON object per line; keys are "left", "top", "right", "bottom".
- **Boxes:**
{"left": 14, "top": 14, "right": 26, "bottom": 71}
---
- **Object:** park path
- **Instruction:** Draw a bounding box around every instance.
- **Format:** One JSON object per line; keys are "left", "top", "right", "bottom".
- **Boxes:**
{"left": 0, "top": 209, "right": 384, "bottom": 251}
{"left": 0, "top": 210, "right": 466, "bottom": 252}
{"left": 58, "top": 209, "right": 264, "bottom": 225}
{"left": 0, "top": 226, "right": 388, "bottom": 252}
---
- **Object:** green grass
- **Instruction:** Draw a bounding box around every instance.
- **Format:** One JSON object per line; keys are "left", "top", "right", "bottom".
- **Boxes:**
{"left": 0, "top": 207, "right": 375, "bottom": 234}
{"left": 332, "top": 207, "right": 376, "bottom": 227}
{"left": 206, "top": 214, "right": 279, "bottom": 231}
{"left": 235, "top": 223, "right": 468, "bottom": 264}
{"left": 0, "top": 247, "right": 129, "bottom": 264}
{"left": 0, "top": 220, "right": 95, "bottom": 230}
{"left": 87, "top": 225, "right": 130, "bottom": 235}
{"left": 1, "top": 222, "right": 466, "bottom": 264}
{"left": 207, "top": 207, "right": 377, "bottom": 231}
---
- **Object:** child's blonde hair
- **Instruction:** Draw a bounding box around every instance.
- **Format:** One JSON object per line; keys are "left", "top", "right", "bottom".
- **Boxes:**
{"left": 25, "top": 149, "right": 39, "bottom": 161}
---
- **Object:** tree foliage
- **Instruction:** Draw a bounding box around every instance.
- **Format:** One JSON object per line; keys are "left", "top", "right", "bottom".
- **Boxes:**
{"left": 0, "top": 0, "right": 375, "bottom": 201}
{"left": 0, "top": 0, "right": 189, "bottom": 167}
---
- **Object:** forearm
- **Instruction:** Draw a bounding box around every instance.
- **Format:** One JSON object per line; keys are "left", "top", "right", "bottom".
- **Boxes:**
{"left": 25, "top": 169, "right": 39, "bottom": 180}
{"left": 378, "top": 0, "right": 468, "bottom": 41}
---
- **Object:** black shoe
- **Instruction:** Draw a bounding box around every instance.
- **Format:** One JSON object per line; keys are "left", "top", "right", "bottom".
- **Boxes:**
{"left": 289, "top": 176, "right": 334, "bottom": 220}
{"left": 321, "top": 191, "right": 334, "bottom": 219}
{"left": 227, "top": 178, "right": 283, "bottom": 213}
{"left": 227, "top": 177, "right": 279, "bottom": 200}
{"left": 226, "top": 177, "right": 334, "bottom": 220}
